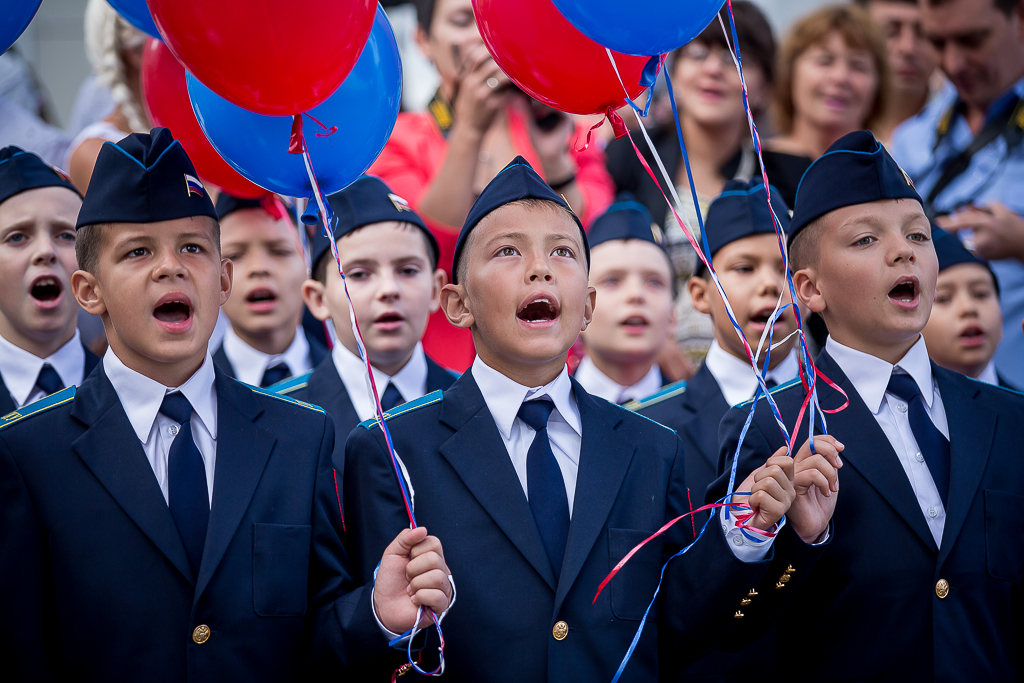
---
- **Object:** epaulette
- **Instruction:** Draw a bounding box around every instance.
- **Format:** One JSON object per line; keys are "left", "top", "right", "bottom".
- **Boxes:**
{"left": 0, "top": 386, "right": 77, "bottom": 431}
{"left": 623, "top": 379, "right": 687, "bottom": 412}
{"left": 735, "top": 377, "right": 803, "bottom": 409}
{"left": 266, "top": 371, "right": 313, "bottom": 396}
{"left": 242, "top": 380, "right": 324, "bottom": 414}
{"left": 358, "top": 390, "right": 443, "bottom": 430}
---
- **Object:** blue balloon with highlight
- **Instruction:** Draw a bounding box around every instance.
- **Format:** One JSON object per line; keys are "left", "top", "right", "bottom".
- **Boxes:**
{"left": 107, "top": 0, "right": 161, "bottom": 39}
{"left": 186, "top": 7, "right": 401, "bottom": 198}
{"left": 1, "top": 0, "right": 42, "bottom": 54}
{"left": 551, "top": 0, "right": 725, "bottom": 56}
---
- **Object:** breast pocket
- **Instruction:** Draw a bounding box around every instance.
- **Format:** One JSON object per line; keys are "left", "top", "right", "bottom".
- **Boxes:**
{"left": 608, "top": 528, "right": 664, "bottom": 621}
{"left": 985, "top": 490, "right": 1024, "bottom": 582}
{"left": 253, "top": 523, "right": 312, "bottom": 617}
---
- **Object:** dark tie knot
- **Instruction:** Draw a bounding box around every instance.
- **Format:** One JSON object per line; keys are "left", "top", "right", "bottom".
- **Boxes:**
{"left": 518, "top": 398, "right": 555, "bottom": 432}
{"left": 886, "top": 371, "right": 920, "bottom": 403}
{"left": 260, "top": 362, "right": 291, "bottom": 388}
{"left": 160, "top": 392, "right": 194, "bottom": 425}
{"left": 35, "top": 364, "right": 64, "bottom": 396}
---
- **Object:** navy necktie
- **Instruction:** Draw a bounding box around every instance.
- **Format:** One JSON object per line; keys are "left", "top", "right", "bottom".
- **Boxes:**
{"left": 886, "top": 372, "right": 950, "bottom": 507}
{"left": 380, "top": 383, "right": 405, "bottom": 412}
{"left": 161, "top": 392, "right": 209, "bottom": 575}
{"left": 34, "top": 364, "right": 64, "bottom": 396}
{"left": 260, "top": 362, "right": 291, "bottom": 388}
{"left": 765, "top": 378, "right": 778, "bottom": 389}
{"left": 518, "top": 398, "right": 570, "bottom": 578}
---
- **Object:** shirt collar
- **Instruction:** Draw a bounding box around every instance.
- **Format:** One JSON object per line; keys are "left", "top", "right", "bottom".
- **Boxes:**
{"left": 0, "top": 330, "right": 85, "bottom": 406}
{"left": 704, "top": 339, "right": 799, "bottom": 407}
{"left": 573, "top": 356, "right": 662, "bottom": 404}
{"left": 977, "top": 359, "right": 1000, "bottom": 387}
{"left": 472, "top": 356, "right": 581, "bottom": 441}
{"left": 824, "top": 335, "right": 934, "bottom": 414}
{"left": 222, "top": 325, "right": 310, "bottom": 386}
{"left": 103, "top": 348, "right": 218, "bottom": 442}
{"left": 331, "top": 339, "right": 429, "bottom": 421}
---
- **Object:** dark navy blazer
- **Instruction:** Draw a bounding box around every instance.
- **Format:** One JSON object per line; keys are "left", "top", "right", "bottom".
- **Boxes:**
{"left": 212, "top": 328, "right": 328, "bottom": 381}
{"left": 0, "top": 343, "right": 99, "bottom": 416}
{"left": 275, "top": 353, "right": 458, "bottom": 452}
{"left": 343, "top": 369, "right": 824, "bottom": 682}
{"left": 710, "top": 351, "right": 1024, "bottom": 682}
{"left": 0, "top": 363, "right": 394, "bottom": 682}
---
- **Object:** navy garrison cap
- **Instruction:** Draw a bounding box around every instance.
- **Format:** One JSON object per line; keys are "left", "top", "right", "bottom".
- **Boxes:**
{"left": 932, "top": 226, "right": 999, "bottom": 294}
{"left": 704, "top": 180, "right": 790, "bottom": 259}
{"left": 0, "top": 146, "right": 80, "bottom": 207}
{"left": 589, "top": 194, "right": 668, "bottom": 254}
{"left": 789, "top": 130, "right": 922, "bottom": 246}
{"left": 76, "top": 127, "right": 218, "bottom": 230}
{"left": 215, "top": 193, "right": 263, "bottom": 220}
{"left": 310, "top": 175, "right": 438, "bottom": 273}
{"left": 451, "top": 156, "right": 586, "bottom": 284}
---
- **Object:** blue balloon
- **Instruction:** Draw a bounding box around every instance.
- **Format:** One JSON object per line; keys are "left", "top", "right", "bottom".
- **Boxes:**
{"left": 1, "top": 0, "right": 42, "bottom": 54}
{"left": 551, "top": 0, "right": 725, "bottom": 56}
{"left": 187, "top": 7, "right": 401, "bottom": 198}
{"left": 107, "top": 0, "right": 161, "bottom": 39}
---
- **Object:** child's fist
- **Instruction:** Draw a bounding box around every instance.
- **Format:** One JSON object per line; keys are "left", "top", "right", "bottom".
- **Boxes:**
{"left": 789, "top": 435, "right": 843, "bottom": 543}
{"left": 740, "top": 450, "right": 796, "bottom": 531}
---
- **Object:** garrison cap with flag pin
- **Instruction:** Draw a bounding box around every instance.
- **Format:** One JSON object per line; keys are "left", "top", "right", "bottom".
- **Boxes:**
{"left": 309, "top": 175, "right": 439, "bottom": 275}
{"left": 76, "top": 127, "right": 218, "bottom": 230}
{"left": 698, "top": 179, "right": 792, "bottom": 275}
{"left": 788, "top": 130, "right": 922, "bottom": 247}
{"left": 452, "top": 155, "right": 587, "bottom": 284}
{"left": 0, "top": 145, "right": 81, "bottom": 207}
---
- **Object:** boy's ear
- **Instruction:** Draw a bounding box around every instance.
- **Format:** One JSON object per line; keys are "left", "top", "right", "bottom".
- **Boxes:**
{"left": 219, "top": 258, "right": 233, "bottom": 307}
{"left": 792, "top": 268, "right": 826, "bottom": 314}
{"left": 302, "top": 279, "right": 332, "bottom": 322}
{"left": 71, "top": 269, "right": 106, "bottom": 317}
{"left": 688, "top": 276, "right": 712, "bottom": 315}
{"left": 580, "top": 286, "right": 597, "bottom": 332}
{"left": 428, "top": 268, "right": 447, "bottom": 315}
{"left": 441, "top": 283, "right": 474, "bottom": 329}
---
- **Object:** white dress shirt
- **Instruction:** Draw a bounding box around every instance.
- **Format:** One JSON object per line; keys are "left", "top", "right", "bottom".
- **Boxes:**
{"left": 573, "top": 356, "right": 662, "bottom": 404}
{"left": 103, "top": 349, "right": 218, "bottom": 505}
{"left": 704, "top": 339, "right": 800, "bottom": 407}
{"left": 0, "top": 330, "right": 86, "bottom": 409}
{"left": 976, "top": 360, "right": 1000, "bottom": 387}
{"left": 222, "top": 325, "right": 312, "bottom": 386}
{"left": 333, "top": 340, "right": 430, "bottom": 421}
{"left": 826, "top": 335, "right": 948, "bottom": 546}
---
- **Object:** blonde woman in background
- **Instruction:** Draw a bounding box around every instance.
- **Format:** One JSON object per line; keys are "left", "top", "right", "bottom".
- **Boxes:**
{"left": 65, "top": 0, "right": 149, "bottom": 192}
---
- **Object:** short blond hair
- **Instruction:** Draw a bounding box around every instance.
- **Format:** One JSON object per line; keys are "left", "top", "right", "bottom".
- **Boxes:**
{"left": 774, "top": 4, "right": 891, "bottom": 134}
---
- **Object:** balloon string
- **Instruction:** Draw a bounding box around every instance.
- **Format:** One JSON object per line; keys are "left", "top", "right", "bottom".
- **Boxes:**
{"left": 303, "top": 112, "right": 339, "bottom": 137}
{"left": 290, "top": 115, "right": 445, "bottom": 677}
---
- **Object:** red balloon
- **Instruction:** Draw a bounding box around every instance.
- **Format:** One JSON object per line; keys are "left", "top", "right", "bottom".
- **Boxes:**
{"left": 473, "top": 0, "right": 652, "bottom": 115}
{"left": 148, "top": 0, "right": 376, "bottom": 116}
{"left": 141, "top": 39, "right": 266, "bottom": 199}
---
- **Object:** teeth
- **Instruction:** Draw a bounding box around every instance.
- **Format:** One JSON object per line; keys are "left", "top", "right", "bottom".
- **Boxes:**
{"left": 535, "top": 298, "right": 549, "bottom": 304}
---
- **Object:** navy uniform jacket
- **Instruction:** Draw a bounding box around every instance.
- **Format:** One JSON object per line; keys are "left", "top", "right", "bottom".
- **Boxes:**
{"left": 0, "top": 363, "right": 394, "bottom": 682}
{"left": 710, "top": 351, "right": 1024, "bottom": 682}
{"left": 274, "top": 353, "right": 458, "bottom": 449}
{"left": 630, "top": 363, "right": 731, "bottom": 502}
{"left": 0, "top": 343, "right": 100, "bottom": 416}
{"left": 343, "top": 369, "right": 825, "bottom": 682}
{"left": 212, "top": 328, "right": 328, "bottom": 380}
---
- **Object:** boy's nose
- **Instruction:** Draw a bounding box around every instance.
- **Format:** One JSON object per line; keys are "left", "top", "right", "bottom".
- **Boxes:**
{"left": 32, "top": 239, "right": 58, "bottom": 265}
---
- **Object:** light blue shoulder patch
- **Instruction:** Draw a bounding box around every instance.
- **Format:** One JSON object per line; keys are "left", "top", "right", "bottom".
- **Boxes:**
{"left": 358, "top": 390, "right": 444, "bottom": 430}
{"left": 624, "top": 379, "right": 687, "bottom": 412}
{"left": 734, "top": 377, "right": 803, "bottom": 409}
{"left": 241, "top": 380, "right": 325, "bottom": 414}
{"left": 0, "top": 386, "right": 77, "bottom": 431}
{"left": 267, "top": 371, "right": 313, "bottom": 396}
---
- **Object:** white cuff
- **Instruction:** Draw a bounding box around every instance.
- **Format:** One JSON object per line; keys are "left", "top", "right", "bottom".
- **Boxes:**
{"left": 370, "top": 565, "right": 457, "bottom": 647}
{"left": 719, "top": 503, "right": 782, "bottom": 563}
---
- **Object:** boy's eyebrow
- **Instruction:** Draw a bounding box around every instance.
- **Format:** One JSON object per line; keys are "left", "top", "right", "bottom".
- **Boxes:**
{"left": 484, "top": 231, "right": 530, "bottom": 244}
{"left": 177, "top": 231, "right": 216, "bottom": 243}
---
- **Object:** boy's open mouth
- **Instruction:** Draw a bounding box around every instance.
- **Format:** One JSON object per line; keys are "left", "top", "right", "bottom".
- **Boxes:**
{"left": 620, "top": 314, "right": 649, "bottom": 332}
{"left": 748, "top": 307, "right": 780, "bottom": 330}
{"left": 245, "top": 287, "right": 277, "bottom": 313}
{"left": 373, "top": 311, "right": 405, "bottom": 331}
{"left": 29, "top": 275, "right": 62, "bottom": 306}
{"left": 888, "top": 276, "right": 919, "bottom": 309}
{"left": 517, "top": 295, "right": 560, "bottom": 324}
{"left": 958, "top": 325, "right": 986, "bottom": 347}
{"left": 153, "top": 293, "right": 194, "bottom": 330}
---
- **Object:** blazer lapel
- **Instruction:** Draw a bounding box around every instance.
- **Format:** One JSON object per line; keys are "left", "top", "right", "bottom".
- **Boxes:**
{"left": 425, "top": 357, "right": 458, "bottom": 392}
{"left": 71, "top": 365, "right": 195, "bottom": 583}
{"left": 684, "top": 365, "right": 730, "bottom": 471}
{"left": 0, "top": 374, "right": 15, "bottom": 417}
{"left": 438, "top": 371, "right": 557, "bottom": 590}
{"left": 306, "top": 330, "right": 328, "bottom": 367}
{"left": 307, "top": 360, "right": 359, "bottom": 435}
{"left": 82, "top": 344, "right": 100, "bottom": 378}
{"left": 554, "top": 383, "right": 635, "bottom": 614}
{"left": 816, "top": 353, "right": 939, "bottom": 553}
{"left": 194, "top": 371, "right": 275, "bottom": 601}
{"left": 935, "top": 368, "right": 994, "bottom": 564}
{"left": 212, "top": 344, "right": 236, "bottom": 379}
